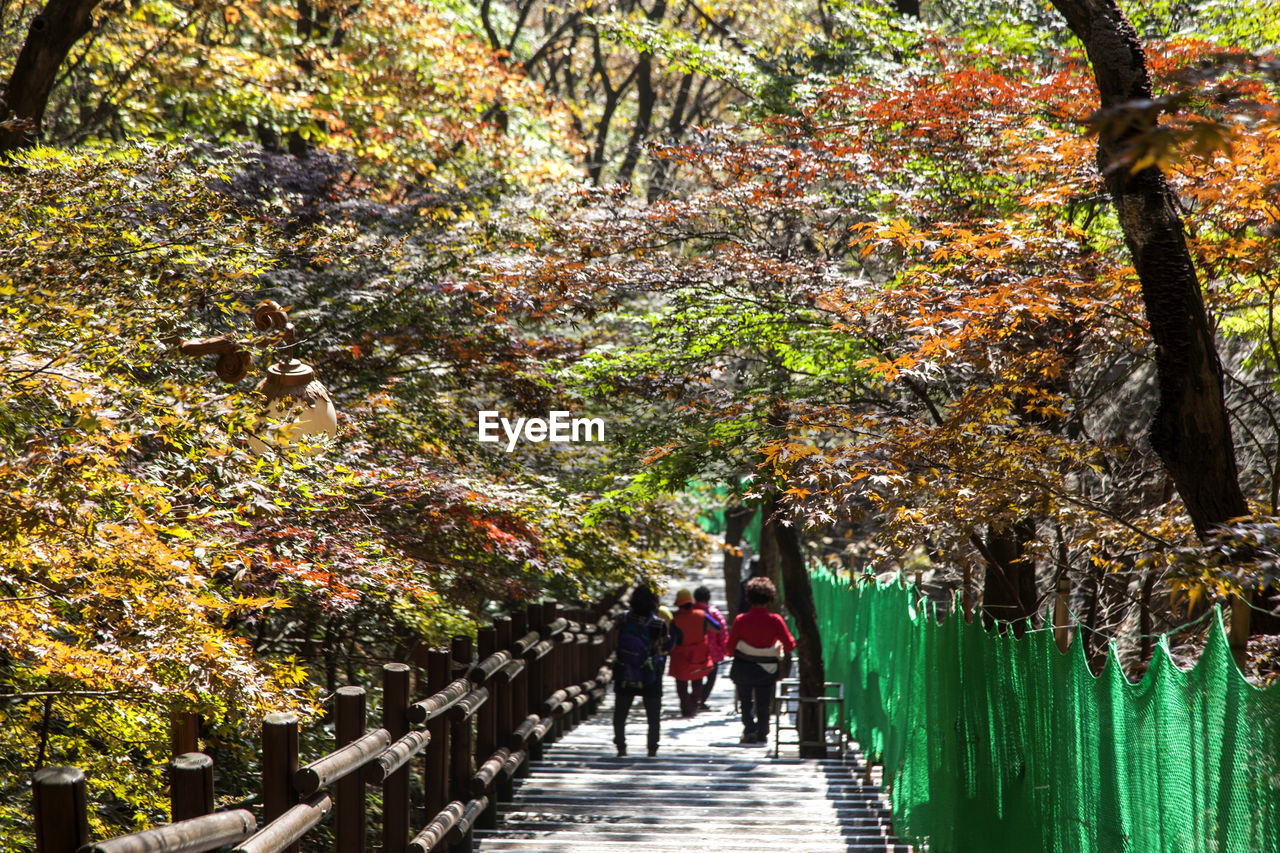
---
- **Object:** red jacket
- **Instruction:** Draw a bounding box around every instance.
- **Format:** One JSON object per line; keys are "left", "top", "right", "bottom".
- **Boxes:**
{"left": 727, "top": 606, "right": 796, "bottom": 655}
{"left": 669, "top": 604, "right": 716, "bottom": 680}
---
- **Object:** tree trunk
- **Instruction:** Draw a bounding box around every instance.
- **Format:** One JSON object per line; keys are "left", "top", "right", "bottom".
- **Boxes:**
{"left": 766, "top": 493, "right": 827, "bottom": 758}
{"left": 977, "top": 521, "right": 1038, "bottom": 637}
{"left": 0, "top": 0, "right": 103, "bottom": 153}
{"left": 585, "top": 28, "right": 633, "bottom": 186}
{"left": 1083, "top": 554, "right": 1106, "bottom": 672}
{"left": 1048, "top": 0, "right": 1252, "bottom": 650}
{"left": 757, "top": 508, "right": 784, "bottom": 610}
{"left": 587, "top": 89, "right": 621, "bottom": 185}
{"left": 646, "top": 71, "right": 694, "bottom": 203}
{"left": 617, "top": 52, "right": 658, "bottom": 186}
{"left": 1047, "top": 0, "right": 1249, "bottom": 538}
{"left": 722, "top": 501, "right": 755, "bottom": 616}
{"left": 1137, "top": 568, "right": 1157, "bottom": 671}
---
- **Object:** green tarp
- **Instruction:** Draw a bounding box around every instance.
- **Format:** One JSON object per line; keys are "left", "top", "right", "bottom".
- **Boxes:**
{"left": 811, "top": 570, "right": 1280, "bottom": 852}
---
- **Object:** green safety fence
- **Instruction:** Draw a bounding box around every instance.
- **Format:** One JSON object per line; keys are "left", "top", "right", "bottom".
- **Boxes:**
{"left": 811, "top": 569, "right": 1280, "bottom": 853}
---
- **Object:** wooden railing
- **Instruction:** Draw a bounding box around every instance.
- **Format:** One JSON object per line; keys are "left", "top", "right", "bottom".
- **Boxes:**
{"left": 30, "top": 595, "right": 624, "bottom": 853}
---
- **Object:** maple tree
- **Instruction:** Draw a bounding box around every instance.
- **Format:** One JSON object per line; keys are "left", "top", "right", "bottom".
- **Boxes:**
{"left": 1050, "top": 0, "right": 1247, "bottom": 542}
{"left": 476, "top": 0, "right": 823, "bottom": 189}
{"left": 0, "top": 137, "right": 698, "bottom": 841}
{"left": 0, "top": 0, "right": 101, "bottom": 152}
{"left": 0, "top": 4, "right": 696, "bottom": 836}
{"left": 2, "top": 0, "right": 1278, "bottom": 841}
{"left": 2, "top": 0, "right": 580, "bottom": 183}
{"left": 471, "top": 19, "right": 1280, "bottom": 665}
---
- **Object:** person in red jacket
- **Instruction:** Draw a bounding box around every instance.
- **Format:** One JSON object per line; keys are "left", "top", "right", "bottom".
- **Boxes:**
{"left": 669, "top": 588, "right": 721, "bottom": 717}
{"left": 726, "top": 576, "right": 795, "bottom": 744}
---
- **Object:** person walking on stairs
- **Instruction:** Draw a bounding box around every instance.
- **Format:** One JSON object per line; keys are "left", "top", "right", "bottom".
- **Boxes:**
{"left": 727, "top": 576, "right": 795, "bottom": 744}
{"left": 692, "top": 586, "right": 727, "bottom": 710}
{"left": 669, "top": 588, "right": 721, "bottom": 717}
{"left": 612, "top": 584, "right": 670, "bottom": 757}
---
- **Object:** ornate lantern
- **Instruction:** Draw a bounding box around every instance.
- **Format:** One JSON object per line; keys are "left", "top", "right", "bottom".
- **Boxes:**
{"left": 250, "top": 301, "right": 337, "bottom": 446}
{"left": 179, "top": 300, "right": 336, "bottom": 452}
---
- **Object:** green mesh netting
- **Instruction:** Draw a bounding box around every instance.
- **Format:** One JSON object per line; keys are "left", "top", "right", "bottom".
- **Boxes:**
{"left": 811, "top": 569, "right": 1280, "bottom": 853}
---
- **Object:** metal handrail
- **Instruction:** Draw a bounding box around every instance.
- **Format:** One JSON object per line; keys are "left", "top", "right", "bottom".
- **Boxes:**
{"left": 773, "top": 679, "right": 847, "bottom": 758}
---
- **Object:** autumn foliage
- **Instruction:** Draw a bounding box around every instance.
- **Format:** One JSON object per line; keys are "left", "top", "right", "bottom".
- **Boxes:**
{"left": 1, "top": 0, "right": 1278, "bottom": 844}
{"left": 470, "top": 33, "right": 1280, "bottom": 651}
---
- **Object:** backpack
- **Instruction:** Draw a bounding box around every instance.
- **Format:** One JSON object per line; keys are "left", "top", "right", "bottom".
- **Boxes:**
{"left": 615, "top": 616, "right": 661, "bottom": 689}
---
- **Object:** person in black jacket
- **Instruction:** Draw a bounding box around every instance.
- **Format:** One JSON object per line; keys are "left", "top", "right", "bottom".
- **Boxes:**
{"left": 612, "top": 584, "right": 670, "bottom": 757}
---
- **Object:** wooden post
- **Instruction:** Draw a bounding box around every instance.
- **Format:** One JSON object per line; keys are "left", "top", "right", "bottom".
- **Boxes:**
{"left": 572, "top": 636, "right": 585, "bottom": 726}
{"left": 33, "top": 767, "right": 88, "bottom": 853}
{"left": 475, "top": 626, "right": 498, "bottom": 831}
{"left": 544, "top": 602, "right": 562, "bottom": 744}
{"left": 424, "top": 648, "right": 451, "bottom": 821}
{"left": 335, "top": 686, "right": 367, "bottom": 852}
{"left": 571, "top": 652, "right": 581, "bottom": 723}
{"left": 1053, "top": 576, "right": 1071, "bottom": 653}
{"left": 1229, "top": 592, "right": 1252, "bottom": 672}
{"left": 413, "top": 644, "right": 430, "bottom": 699}
{"left": 262, "top": 712, "right": 299, "bottom": 853}
{"left": 1138, "top": 570, "right": 1157, "bottom": 667}
{"left": 585, "top": 624, "right": 596, "bottom": 676}
{"left": 170, "top": 711, "right": 200, "bottom": 758}
{"left": 526, "top": 604, "right": 545, "bottom": 762}
{"left": 449, "top": 635, "right": 474, "bottom": 853}
{"left": 170, "top": 752, "right": 214, "bottom": 822}
{"left": 570, "top": 622, "right": 580, "bottom": 684}
{"left": 493, "top": 617, "right": 514, "bottom": 801}
{"left": 510, "top": 609, "right": 532, "bottom": 777}
{"left": 475, "top": 628, "right": 497, "bottom": 755}
{"left": 383, "top": 663, "right": 412, "bottom": 853}
{"left": 495, "top": 618, "right": 513, "bottom": 731}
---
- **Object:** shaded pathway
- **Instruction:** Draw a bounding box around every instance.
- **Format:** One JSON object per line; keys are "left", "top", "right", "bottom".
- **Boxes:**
{"left": 475, "top": 565, "right": 914, "bottom": 853}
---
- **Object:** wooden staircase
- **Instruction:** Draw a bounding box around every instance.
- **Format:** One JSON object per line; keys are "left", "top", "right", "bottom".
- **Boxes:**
{"left": 475, "top": 590, "right": 914, "bottom": 853}
{"left": 477, "top": 749, "right": 913, "bottom": 852}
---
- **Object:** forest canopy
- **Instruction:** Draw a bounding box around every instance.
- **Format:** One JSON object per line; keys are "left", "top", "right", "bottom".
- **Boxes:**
{"left": 1, "top": 0, "right": 1278, "bottom": 843}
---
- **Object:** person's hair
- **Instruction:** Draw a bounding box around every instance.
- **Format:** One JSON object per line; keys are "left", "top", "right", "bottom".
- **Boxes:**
{"left": 745, "top": 576, "right": 776, "bottom": 606}
{"left": 629, "top": 584, "right": 657, "bottom": 616}
{"left": 693, "top": 586, "right": 711, "bottom": 603}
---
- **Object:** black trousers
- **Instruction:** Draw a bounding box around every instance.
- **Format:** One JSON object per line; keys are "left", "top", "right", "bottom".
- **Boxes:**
{"left": 739, "top": 681, "right": 773, "bottom": 737}
{"left": 700, "top": 663, "right": 719, "bottom": 702}
{"left": 675, "top": 678, "right": 702, "bottom": 716}
{"left": 613, "top": 684, "right": 662, "bottom": 750}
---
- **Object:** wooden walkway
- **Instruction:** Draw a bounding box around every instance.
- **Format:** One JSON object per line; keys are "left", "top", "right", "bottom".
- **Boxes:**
{"left": 475, "top": 567, "right": 914, "bottom": 853}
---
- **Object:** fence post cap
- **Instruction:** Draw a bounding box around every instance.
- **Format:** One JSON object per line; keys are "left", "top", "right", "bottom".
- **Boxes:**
{"left": 32, "top": 766, "right": 85, "bottom": 785}
{"left": 170, "top": 752, "right": 212, "bottom": 770}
